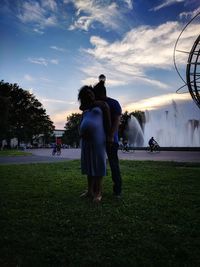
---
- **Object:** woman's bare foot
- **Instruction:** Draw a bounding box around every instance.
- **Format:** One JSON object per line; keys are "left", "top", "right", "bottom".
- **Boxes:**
{"left": 93, "top": 195, "right": 102, "bottom": 203}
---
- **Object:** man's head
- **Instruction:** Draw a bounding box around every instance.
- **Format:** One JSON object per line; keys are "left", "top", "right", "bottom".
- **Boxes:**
{"left": 98, "top": 74, "right": 106, "bottom": 83}
{"left": 93, "top": 81, "right": 107, "bottom": 101}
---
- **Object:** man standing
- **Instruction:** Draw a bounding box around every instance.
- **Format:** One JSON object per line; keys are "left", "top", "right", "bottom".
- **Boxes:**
{"left": 93, "top": 74, "right": 122, "bottom": 198}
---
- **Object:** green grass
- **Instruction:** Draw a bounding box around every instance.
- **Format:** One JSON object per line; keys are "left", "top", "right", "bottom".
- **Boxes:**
{"left": 0, "top": 149, "right": 32, "bottom": 156}
{"left": 0, "top": 160, "right": 200, "bottom": 267}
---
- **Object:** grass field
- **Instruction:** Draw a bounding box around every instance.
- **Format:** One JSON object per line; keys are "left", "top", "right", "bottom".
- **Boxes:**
{"left": 0, "top": 160, "right": 200, "bottom": 267}
{"left": 0, "top": 150, "right": 32, "bottom": 156}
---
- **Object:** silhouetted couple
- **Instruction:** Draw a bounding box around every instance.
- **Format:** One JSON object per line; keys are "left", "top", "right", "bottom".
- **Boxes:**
{"left": 78, "top": 75, "right": 122, "bottom": 202}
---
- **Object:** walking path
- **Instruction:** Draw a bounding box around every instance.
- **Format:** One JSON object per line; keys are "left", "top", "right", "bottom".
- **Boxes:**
{"left": 0, "top": 148, "right": 200, "bottom": 165}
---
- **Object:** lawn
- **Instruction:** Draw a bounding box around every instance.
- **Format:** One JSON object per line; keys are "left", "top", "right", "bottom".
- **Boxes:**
{"left": 0, "top": 149, "right": 32, "bottom": 157}
{"left": 0, "top": 160, "right": 200, "bottom": 267}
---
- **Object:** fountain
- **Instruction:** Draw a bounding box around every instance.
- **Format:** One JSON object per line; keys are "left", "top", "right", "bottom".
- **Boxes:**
{"left": 127, "top": 101, "right": 200, "bottom": 147}
{"left": 126, "top": 116, "right": 144, "bottom": 147}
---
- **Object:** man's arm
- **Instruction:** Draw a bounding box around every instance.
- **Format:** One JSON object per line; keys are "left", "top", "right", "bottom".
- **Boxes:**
{"left": 108, "top": 114, "right": 121, "bottom": 142}
{"left": 94, "top": 100, "right": 111, "bottom": 138}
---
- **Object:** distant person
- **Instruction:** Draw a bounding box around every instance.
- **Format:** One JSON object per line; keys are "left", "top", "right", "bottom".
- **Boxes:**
{"left": 93, "top": 75, "right": 122, "bottom": 198}
{"left": 148, "top": 137, "right": 158, "bottom": 152}
{"left": 56, "top": 143, "right": 61, "bottom": 155}
{"left": 78, "top": 85, "right": 111, "bottom": 202}
{"left": 123, "top": 139, "right": 129, "bottom": 152}
{"left": 52, "top": 143, "right": 57, "bottom": 156}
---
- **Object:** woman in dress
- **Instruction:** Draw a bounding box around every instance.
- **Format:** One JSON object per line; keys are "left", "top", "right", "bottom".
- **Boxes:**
{"left": 78, "top": 85, "right": 111, "bottom": 202}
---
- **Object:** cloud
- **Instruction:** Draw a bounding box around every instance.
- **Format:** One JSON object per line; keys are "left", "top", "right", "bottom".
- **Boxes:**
{"left": 124, "top": 0, "right": 133, "bottom": 9}
{"left": 42, "top": 98, "right": 75, "bottom": 104}
{"left": 82, "top": 77, "right": 127, "bottom": 87}
{"left": 24, "top": 74, "right": 34, "bottom": 81}
{"left": 68, "top": 0, "right": 126, "bottom": 31}
{"left": 17, "top": 1, "right": 58, "bottom": 29}
{"left": 17, "top": 0, "right": 132, "bottom": 33}
{"left": 47, "top": 93, "right": 196, "bottom": 129}
{"left": 179, "top": 7, "right": 200, "bottom": 20}
{"left": 40, "top": 77, "right": 53, "bottom": 83}
{"left": 50, "top": 109, "right": 80, "bottom": 129}
{"left": 28, "top": 57, "right": 48, "bottom": 66}
{"left": 43, "top": 16, "right": 57, "bottom": 26}
{"left": 41, "top": 0, "right": 58, "bottom": 11}
{"left": 81, "top": 21, "right": 199, "bottom": 88}
{"left": 63, "top": 0, "right": 72, "bottom": 3}
{"left": 150, "top": 0, "right": 184, "bottom": 12}
{"left": 33, "top": 28, "right": 44, "bottom": 34}
{"left": 124, "top": 93, "right": 191, "bottom": 111}
{"left": 28, "top": 57, "right": 59, "bottom": 66}
{"left": 17, "top": 1, "right": 44, "bottom": 23}
{"left": 28, "top": 88, "right": 34, "bottom": 94}
{"left": 50, "top": 59, "right": 59, "bottom": 64}
{"left": 50, "top": 46, "right": 66, "bottom": 52}
{"left": 36, "top": 95, "right": 79, "bottom": 128}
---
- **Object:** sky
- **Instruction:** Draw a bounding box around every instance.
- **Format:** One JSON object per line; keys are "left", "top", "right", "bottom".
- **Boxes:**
{"left": 0, "top": 0, "right": 200, "bottom": 129}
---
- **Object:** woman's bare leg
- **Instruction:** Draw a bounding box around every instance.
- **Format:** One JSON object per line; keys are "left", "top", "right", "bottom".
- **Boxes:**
{"left": 80, "top": 175, "right": 94, "bottom": 198}
{"left": 87, "top": 175, "right": 94, "bottom": 197}
{"left": 93, "top": 176, "right": 103, "bottom": 202}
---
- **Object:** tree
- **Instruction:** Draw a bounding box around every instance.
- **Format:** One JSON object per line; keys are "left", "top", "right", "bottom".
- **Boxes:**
{"left": 0, "top": 80, "right": 55, "bottom": 147}
{"left": 62, "top": 110, "right": 145, "bottom": 147}
{"left": 63, "top": 113, "right": 82, "bottom": 147}
{"left": 119, "top": 111, "right": 130, "bottom": 140}
{"left": 0, "top": 81, "right": 11, "bottom": 147}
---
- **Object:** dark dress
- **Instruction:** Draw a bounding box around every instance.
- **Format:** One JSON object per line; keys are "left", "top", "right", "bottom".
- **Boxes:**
{"left": 80, "top": 106, "right": 106, "bottom": 176}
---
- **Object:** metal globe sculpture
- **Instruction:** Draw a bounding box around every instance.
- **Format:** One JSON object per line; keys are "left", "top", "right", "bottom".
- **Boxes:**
{"left": 186, "top": 34, "right": 200, "bottom": 109}
{"left": 173, "top": 12, "right": 200, "bottom": 109}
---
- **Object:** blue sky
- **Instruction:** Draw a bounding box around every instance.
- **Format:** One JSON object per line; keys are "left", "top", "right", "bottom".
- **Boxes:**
{"left": 0, "top": 0, "right": 200, "bottom": 129}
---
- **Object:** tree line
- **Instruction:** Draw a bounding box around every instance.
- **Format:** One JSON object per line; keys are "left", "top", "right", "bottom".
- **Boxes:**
{"left": 62, "top": 110, "right": 145, "bottom": 147}
{"left": 0, "top": 80, "right": 55, "bottom": 148}
{"left": 0, "top": 80, "right": 145, "bottom": 148}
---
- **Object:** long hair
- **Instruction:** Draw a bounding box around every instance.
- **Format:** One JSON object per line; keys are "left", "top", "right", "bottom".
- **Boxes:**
{"left": 78, "top": 85, "right": 94, "bottom": 110}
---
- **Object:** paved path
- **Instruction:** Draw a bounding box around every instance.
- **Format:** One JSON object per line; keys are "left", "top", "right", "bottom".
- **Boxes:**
{"left": 0, "top": 148, "right": 200, "bottom": 165}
